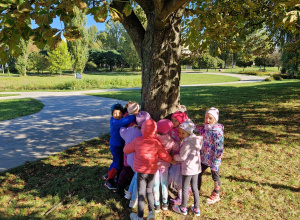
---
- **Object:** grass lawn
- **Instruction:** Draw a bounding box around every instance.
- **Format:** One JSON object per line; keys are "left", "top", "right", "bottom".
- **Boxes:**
{"left": 0, "top": 80, "right": 299, "bottom": 219}
{"left": 0, "top": 94, "right": 19, "bottom": 97}
{"left": 0, "top": 98, "right": 44, "bottom": 121}
{"left": 0, "top": 72, "right": 239, "bottom": 91}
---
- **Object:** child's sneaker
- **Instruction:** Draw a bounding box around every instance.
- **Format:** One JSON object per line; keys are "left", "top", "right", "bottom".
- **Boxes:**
{"left": 129, "top": 198, "right": 138, "bottom": 208}
{"left": 162, "top": 202, "right": 168, "bottom": 211}
{"left": 207, "top": 192, "right": 220, "bottom": 204}
{"left": 190, "top": 204, "right": 200, "bottom": 216}
{"left": 154, "top": 204, "right": 160, "bottom": 213}
{"left": 104, "top": 179, "right": 117, "bottom": 190}
{"left": 124, "top": 190, "right": 132, "bottom": 200}
{"left": 147, "top": 210, "right": 155, "bottom": 220}
{"left": 129, "top": 213, "right": 142, "bottom": 220}
{"left": 169, "top": 196, "right": 181, "bottom": 205}
{"left": 102, "top": 173, "right": 108, "bottom": 180}
{"left": 172, "top": 205, "right": 187, "bottom": 215}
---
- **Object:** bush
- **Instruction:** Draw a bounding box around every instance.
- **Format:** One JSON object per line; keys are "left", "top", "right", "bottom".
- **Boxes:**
{"left": 265, "top": 77, "right": 273, "bottom": 81}
{"left": 85, "top": 61, "right": 98, "bottom": 71}
{"left": 273, "top": 74, "right": 283, "bottom": 81}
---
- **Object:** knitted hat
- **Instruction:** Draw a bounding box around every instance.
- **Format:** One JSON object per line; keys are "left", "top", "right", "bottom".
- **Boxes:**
{"left": 127, "top": 102, "right": 140, "bottom": 114}
{"left": 136, "top": 111, "right": 151, "bottom": 127}
{"left": 157, "top": 119, "right": 173, "bottom": 135}
{"left": 111, "top": 103, "right": 124, "bottom": 115}
{"left": 171, "top": 111, "right": 188, "bottom": 124}
{"left": 179, "top": 119, "right": 195, "bottom": 135}
{"left": 206, "top": 107, "right": 219, "bottom": 122}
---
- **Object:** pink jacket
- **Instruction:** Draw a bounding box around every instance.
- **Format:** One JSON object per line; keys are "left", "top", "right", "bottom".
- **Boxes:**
{"left": 124, "top": 119, "right": 172, "bottom": 174}
{"left": 156, "top": 134, "right": 180, "bottom": 170}
{"left": 174, "top": 134, "right": 203, "bottom": 176}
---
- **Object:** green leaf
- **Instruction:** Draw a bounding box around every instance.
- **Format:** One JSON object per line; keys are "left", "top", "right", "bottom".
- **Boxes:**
{"left": 122, "top": 2, "right": 132, "bottom": 17}
{"left": 94, "top": 5, "right": 108, "bottom": 23}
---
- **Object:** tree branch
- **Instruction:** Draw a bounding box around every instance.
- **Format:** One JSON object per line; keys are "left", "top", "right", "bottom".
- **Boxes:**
{"left": 111, "top": 0, "right": 145, "bottom": 59}
{"left": 157, "top": 0, "right": 190, "bottom": 21}
{"left": 134, "top": 0, "right": 154, "bottom": 14}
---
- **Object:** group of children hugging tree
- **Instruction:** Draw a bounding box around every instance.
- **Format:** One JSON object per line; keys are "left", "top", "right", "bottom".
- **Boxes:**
{"left": 103, "top": 101, "right": 224, "bottom": 220}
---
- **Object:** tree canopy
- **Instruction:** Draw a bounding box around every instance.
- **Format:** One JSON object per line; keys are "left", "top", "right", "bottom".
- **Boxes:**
{"left": 1, "top": 0, "right": 299, "bottom": 119}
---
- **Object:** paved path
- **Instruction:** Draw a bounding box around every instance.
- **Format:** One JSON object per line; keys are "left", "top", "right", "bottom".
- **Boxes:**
{"left": 0, "top": 73, "right": 266, "bottom": 171}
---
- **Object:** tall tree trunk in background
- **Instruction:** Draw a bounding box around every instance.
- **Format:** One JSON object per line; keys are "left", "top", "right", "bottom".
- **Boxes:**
{"left": 113, "top": 1, "right": 189, "bottom": 120}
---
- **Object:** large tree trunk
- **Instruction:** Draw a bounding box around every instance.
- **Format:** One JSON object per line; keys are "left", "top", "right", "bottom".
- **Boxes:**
{"left": 113, "top": 0, "right": 189, "bottom": 120}
{"left": 141, "top": 9, "right": 184, "bottom": 120}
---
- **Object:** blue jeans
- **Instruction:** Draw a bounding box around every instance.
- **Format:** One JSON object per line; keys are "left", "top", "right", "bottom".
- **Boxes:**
{"left": 153, "top": 168, "right": 168, "bottom": 205}
{"left": 108, "top": 145, "right": 123, "bottom": 171}
{"left": 128, "top": 172, "right": 138, "bottom": 201}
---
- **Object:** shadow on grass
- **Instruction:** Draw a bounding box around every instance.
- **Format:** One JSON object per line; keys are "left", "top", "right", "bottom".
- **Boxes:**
{"left": 226, "top": 175, "right": 300, "bottom": 192}
{"left": 0, "top": 137, "right": 132, "bottom": 219}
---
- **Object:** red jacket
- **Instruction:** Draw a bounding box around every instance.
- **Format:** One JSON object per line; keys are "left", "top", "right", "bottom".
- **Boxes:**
{"left": 124, "top": 119, "right": 172, "bottom": 174}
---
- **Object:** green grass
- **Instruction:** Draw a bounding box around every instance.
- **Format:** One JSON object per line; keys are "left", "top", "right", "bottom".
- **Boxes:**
{"left": 0, "top": 72, "right": 239, "bottom": 91}
{"left": 0, "top": 98, "right": 44, "bottom": 121}
{"left": 1, "top": 80, "right": 299, "bottom": 219}
{"left": 0, "top": 94, "right": 19, "bottom": 97}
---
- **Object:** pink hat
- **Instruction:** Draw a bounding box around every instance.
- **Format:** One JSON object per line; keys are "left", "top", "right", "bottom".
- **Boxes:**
{"left": 127, "top": 102, "right": 140, "bottom": 114}
{"left": 136, "top": 111, "right": 151, "bottom": 127}
{"left": 206, "top": 107, "right": 219, "bottom": 122}
{"left": 171, "top": 111, "right": 188, "bottom": 124}
{"left": 157, "top": 119, "right": 173, "bottom": 135}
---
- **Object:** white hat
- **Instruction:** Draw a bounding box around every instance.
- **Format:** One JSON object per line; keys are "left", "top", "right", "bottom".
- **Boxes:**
{"left": 179, "top": 119, "right": 195, "bottom": 135}
{"left": 206, "top": 107, "right": 219, "bottom": 122}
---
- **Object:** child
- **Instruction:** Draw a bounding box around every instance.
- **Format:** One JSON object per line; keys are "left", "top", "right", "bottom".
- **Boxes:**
{"left": 116, "top": 102, "right": 141, "bottom": 197}
{"left": 120, "top": 111, "right": 151, "bottom": 208}
{"left": 195, "top": 107, "right": 224, "bottom": 204}
{"left": 153, "top": 119, "right": 180, "bottom": 213}
{"left": 172, "top": 119, "right": 203, "bottom": 216}
{"left": 169, "top": 110, "right": 188, "bottom": 142}
{"left": 168, "top": 110, "right": 188, "bottom": 205}
{"left": 124, "top": 119, "right": 176, "bottom": 220}
{"left": 104, "top": 103, "right": 136, "bottom": 190}
{"left": 124, "top": 101, "right": 140, "bottom": 127}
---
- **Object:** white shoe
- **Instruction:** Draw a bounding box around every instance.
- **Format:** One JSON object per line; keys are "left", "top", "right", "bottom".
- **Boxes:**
{"left": 124, "top": 190, "right": 132, "bottom": 200}
{"left": 147, "top": 210, "right": 155, "bottom": 220}
{"left": 129, "top": 199, "right": 138, "bottom": 208}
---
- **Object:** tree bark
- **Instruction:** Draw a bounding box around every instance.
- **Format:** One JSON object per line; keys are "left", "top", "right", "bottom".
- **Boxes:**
{"left": 113, "top": 0, "right": 189, "bottom": 120}
{"left": 140, "top": 7, "right": 185, "bottom": 120}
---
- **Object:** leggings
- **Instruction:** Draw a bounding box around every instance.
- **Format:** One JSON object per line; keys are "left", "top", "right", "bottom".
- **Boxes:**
{"left": 198, "top": 163, "right": 221, "bottom": 193}
{"left": 181, "top": 174, "right": 199, "bottom": 209}
{"left": 137, "top": 173, "right": 155, "bottom": 218}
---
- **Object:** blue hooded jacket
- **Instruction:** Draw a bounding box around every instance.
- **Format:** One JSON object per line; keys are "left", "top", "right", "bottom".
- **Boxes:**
{"left": 110, "top": 114, "right": 136, "bottom": 147}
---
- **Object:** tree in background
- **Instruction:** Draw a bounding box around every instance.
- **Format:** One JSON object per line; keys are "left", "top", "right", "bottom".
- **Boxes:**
{"left": 88, "top": 25, "right": 102, "bottom": 49}
{"left": 198, "top": 54, "right": 217, "bottom": 72}
{"left": 64, "top": 6, "right": 89, "bottom": 74}
{"left": 15, "top": 38, "right": 30, "bottom": 76}
{"left": 27, "top": 52, "right": 49, "bottom": 74}
{"left": 266, "top": 51, "right": 282, "bottom": 70}
{"left": 47, "top": 41, "right": 72, "bottom": 75}
{"left": 236, "top": 58, "right": 253, "bottom": 71}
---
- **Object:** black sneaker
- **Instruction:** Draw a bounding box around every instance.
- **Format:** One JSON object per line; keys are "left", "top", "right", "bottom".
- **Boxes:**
{"left": 102, "top": 173, "right": 108, "bottom": 181}
{"left": 154, "top": 204, "right": 160, "bottom": 213}
{"left": 104, "top": 179, "right": 117, "bottom": 190}
{"left": 162, "top": 202, "right": 168, "bottom": 211}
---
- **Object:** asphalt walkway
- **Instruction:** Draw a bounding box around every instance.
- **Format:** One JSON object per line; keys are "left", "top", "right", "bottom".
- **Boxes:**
{"left": 0, "top": 73, "right": 266, "bottom": 171}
